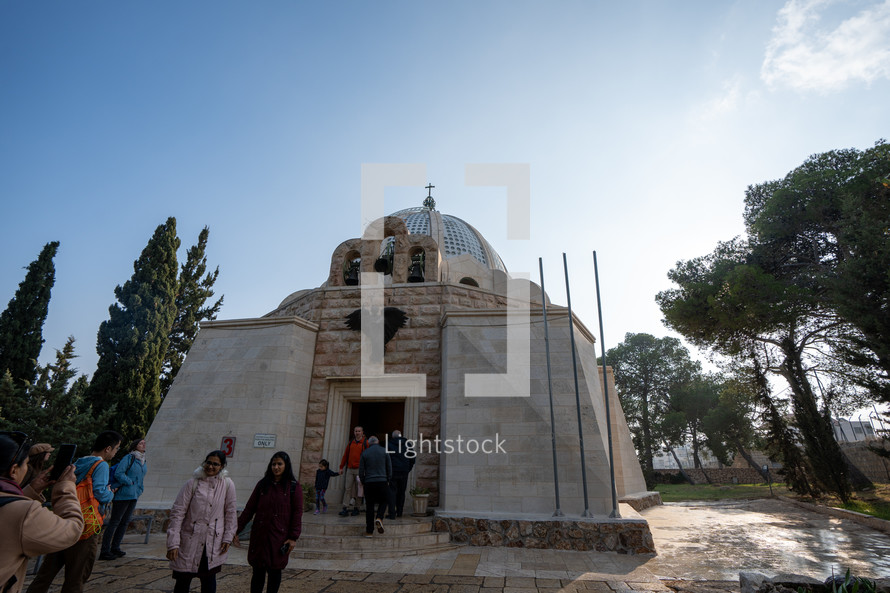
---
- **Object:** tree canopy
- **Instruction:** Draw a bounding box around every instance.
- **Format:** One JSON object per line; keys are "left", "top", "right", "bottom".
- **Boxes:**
{"left": 603, "top": 332, "right": 699, "bottom": 473}
{"left": 0, "top": 241, "right": 59, "bottom": 385}
{"left": 160, "top": 226, "right": 223, "bottom": 399}
{"left": 655, "top": 141, "right": 890, "bottom": 502}
{"left": 86, "top": 218, "right": 180, "bottom": 440}
{"left": 0, "top": 337, "right": 112, "bottom": 455}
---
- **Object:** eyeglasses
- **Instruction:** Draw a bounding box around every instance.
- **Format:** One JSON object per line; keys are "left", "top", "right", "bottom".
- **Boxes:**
{"left": 203, "top": 460, "right": 222, "bottom": 467}
{"left": 0, "top": 431, "right": 31, "bottom": 470}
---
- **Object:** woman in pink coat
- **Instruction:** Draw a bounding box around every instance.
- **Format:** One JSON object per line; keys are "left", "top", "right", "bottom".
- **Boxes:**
{"left": 166, "top": 450, "right": 237, "bottom": 593}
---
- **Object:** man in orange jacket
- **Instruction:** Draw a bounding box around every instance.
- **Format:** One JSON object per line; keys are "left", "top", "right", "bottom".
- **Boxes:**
{"left": 338, "top": 426, "right": 367, "bottom": 516}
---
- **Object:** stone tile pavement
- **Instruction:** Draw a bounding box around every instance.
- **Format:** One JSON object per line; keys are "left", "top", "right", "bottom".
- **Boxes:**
{"left": 25, "top": 557, "right": 712, "bottom": 593}
{"left": 22, "top": 496, "right": 890, "bottom": 592}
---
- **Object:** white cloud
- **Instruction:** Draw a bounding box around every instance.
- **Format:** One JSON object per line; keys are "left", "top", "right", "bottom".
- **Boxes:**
{"left": 761, "top": 0, "right": 890, "bottom": 92}
{"left": 699, "top": 76, "right": 743, "bottom": 120}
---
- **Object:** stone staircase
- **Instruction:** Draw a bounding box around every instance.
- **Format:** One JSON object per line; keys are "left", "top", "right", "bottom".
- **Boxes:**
{"left": 288, "top": 512, "right": 459, "bottom": 559}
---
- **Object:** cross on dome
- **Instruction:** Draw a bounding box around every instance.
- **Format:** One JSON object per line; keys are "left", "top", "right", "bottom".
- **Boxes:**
{"left": 423, "top": 183, "right": 436, "bottom": 210}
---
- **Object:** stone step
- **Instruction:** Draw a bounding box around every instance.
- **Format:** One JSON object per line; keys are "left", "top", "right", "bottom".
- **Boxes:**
{"left": 289, "top": 542, "right": 460, "bottom": 560}
{"left": 285, "top": 514, "right": 459, "bottom": 559}
{"left": 300, "top": 514, "right": 434, "bottom": 536}
{"left": 293, "top": 531, "right": 452, "bottom": 551}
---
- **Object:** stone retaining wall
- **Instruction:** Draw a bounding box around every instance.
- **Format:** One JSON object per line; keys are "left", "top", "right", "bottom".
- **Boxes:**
{"left": 432, "top": 516, "right": 655, "bottom": 554}
{"left": 653, "top": 468, "right": 765, "bottom": 484}
{"left": 128, "top": 508, "right": 170, "bottom": 534}
{"left": 841, "top": 440, "right": 890, "bottom": 483}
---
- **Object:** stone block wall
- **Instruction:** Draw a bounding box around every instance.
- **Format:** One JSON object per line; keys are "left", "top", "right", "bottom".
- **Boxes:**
{"left": 270, "top": 284, "right": 475, "bottom": 506}
{"left": 439, "top": 308, "right": 645, "bottom": 516}
{"left": 841, "top": 439, "right": 890, "bottom": 483}
{"left": 141, "top": 317, "right": 317, "bottom": 507}
{"left": 652, "top": 468, "right": 766, "bottom": 484}
{"left": 433, "top": 516, "right": 655, "bottom": 554}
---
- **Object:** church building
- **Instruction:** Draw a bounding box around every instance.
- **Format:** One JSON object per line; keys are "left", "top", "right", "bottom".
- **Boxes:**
{"left": 142, "top": 194, "right": 652, "bottom": 550}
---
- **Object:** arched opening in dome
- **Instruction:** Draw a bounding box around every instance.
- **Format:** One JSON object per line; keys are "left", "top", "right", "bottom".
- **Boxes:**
{"left": 408, "top": 246, "right": 426, "bottom": 283}
{"left": 458, "top": 277, "right": 479, "bottom": 287}
{"left": 375, "top": 236, "right": 395, "bottom": 275}
{"left": 343, "top": 251, "right": 361, "bottom": 286}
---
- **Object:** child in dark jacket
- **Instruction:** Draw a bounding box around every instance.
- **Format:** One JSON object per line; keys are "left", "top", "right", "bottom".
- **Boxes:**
{"left": 313, "top": 460, "right": 339, "bottom": 514}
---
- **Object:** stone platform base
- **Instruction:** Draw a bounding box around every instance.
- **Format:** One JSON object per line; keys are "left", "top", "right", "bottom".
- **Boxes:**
{"left": 619, "top": 491, "right": 663, "bottom": 512}
{"left": 432, "top": 507, "right": 655, "bottom": 554}
{"left": 130, "top": 507, "right": 171, "bottom": 533}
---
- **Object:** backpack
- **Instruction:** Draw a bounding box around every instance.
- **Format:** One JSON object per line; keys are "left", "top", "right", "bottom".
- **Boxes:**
{"left": 109, "top": 455, "right": 136, "bottom": 489}
{"left": 77, "top": 460, "right": 105, "bottom": 541}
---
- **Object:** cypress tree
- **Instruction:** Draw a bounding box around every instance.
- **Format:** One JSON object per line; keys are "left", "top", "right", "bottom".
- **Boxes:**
{"left": 0, "top": 241, "right": 60, "bottom": 385}
{"left": 160, "top": 226, "right": 223, "bottom": 398}
{"left": 86, "top": 218, "right": 179, "bottom": 439}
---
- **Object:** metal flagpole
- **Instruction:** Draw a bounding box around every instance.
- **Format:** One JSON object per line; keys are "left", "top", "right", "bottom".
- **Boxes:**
{"left": 540, "top": 257, "right": 564, "bottom": 517}
{"left": 874, "top": 404, "right": 887, "bottom": 433}
{"left": 593, "top": 251, "right": 620, "bottom": 518}
{"left": 563, "top": 252, "right": 591, "bottom": 517}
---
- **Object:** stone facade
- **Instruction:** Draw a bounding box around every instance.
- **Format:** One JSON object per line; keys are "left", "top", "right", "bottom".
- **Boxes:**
{"left": 433, "top": 515, "right": 655, "bottom": 554}
{"left": 142, "top": 317, "right": 317, "bottom": 507}
{"left": 142, "top": 211, "right": 652, "bottom": 524}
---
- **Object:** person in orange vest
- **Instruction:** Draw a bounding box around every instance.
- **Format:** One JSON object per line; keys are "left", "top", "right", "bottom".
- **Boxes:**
{"left": 338, "top": 426, "right": 368, "bottom": 516}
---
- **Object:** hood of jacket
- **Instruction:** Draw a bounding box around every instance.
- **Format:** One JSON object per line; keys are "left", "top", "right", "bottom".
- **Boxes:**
{"left": 74, "top": 456, "right": 105, "bottom": 481}
{"left": 192, "top": 466, "right": 230, "bottom": 480}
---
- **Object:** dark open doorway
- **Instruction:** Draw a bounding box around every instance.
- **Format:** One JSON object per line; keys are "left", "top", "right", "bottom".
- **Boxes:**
{"left": 350, "top": 401, "right": 406, "bottom": 441}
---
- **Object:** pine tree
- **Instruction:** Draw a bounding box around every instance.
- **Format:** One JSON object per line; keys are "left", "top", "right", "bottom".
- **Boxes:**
{"left": 0, "top": 241, "right": 60, "bottom": 385}
{"left": 0, "top": 337, "right": 111, "bottom": 455}
{"left": 160, "top": 226, "right": 223, "bottom": 398}
{"left": 86, "top": 218, "right": 179, "bottom": 440}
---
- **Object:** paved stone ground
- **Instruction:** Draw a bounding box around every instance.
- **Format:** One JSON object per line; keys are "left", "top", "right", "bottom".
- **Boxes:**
{"left": 26, "top": 558, "right": 730, "bottom": 593}
{"left": 641, "top": 499, "right": 890, "bottom": 580}
{"left": 22, "top": 497, "right": 890, "bottom": 592}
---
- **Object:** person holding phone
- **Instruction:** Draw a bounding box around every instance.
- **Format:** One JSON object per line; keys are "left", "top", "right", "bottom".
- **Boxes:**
{"left": 20, "top": 443, "right": 54, "bottom": 489}
{"left": 234, "top": 451, "right": 302, "bottom": 593}
{"left": 0, "top": 432, "right": 84, "bottom": 593}
{"left": 27, "top": 430, "right": 122, "bottom": 593}
{"left": 99, "top": 437, "right": 147, "bottom": 560}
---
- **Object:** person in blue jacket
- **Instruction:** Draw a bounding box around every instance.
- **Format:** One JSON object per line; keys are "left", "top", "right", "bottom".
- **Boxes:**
{"left": 99, "top": 437, "right": 147, "bottom": 561}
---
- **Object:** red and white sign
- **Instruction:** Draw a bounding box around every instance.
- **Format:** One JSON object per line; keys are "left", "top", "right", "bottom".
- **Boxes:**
{"left": 220, "top": 436, "right": 236, "bottom": 458}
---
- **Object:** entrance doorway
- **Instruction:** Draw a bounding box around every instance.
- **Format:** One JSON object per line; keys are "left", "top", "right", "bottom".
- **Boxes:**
{"left": 351, "top": 401, "right": 406, "bottom": 442}
{"left": 321, "top": 379, "right": 422, "bottom": 507}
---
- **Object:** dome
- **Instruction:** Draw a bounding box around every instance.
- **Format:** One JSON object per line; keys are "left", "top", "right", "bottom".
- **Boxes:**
{"left": 389, "top": 206, "right": 508, "bottom": 273}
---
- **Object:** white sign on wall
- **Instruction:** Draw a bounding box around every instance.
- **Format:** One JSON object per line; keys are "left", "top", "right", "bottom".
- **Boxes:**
{"left": 254, "top": 434, "right": 276, "bottom": 448}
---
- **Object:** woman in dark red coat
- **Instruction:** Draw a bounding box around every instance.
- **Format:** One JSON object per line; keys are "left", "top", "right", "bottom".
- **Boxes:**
{"left": 234, "top": 451, "right": 303, "bottom": 593}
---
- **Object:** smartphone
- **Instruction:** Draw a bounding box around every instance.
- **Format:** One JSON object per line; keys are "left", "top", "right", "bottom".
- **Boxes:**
{"left": 48, "top": 444, "right": 77, "bottom": 481}
{"left": 279, "top": 543, "right": 290, "bottom": 555}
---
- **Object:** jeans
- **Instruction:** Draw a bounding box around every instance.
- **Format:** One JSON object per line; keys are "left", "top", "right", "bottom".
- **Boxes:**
{"left": 101, "top": 499, "right": 138, "bottom": 554}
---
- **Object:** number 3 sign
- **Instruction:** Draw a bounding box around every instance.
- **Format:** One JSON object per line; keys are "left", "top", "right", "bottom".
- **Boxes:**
{"left": 220, "top": 436, "right": 236, "bottom": 458}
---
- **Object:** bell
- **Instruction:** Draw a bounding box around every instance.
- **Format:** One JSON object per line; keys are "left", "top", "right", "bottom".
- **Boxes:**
{"left": 344, "top": 263, "right": 360, "bottom": 286}
{"left": 408, "top": 261, "right": 424, "bottom": 283}
{"left": 374, "top": 256, "right": 392, "bottom": 275}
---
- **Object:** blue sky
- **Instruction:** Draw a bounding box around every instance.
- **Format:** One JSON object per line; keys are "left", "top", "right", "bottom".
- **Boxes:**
{"left": 1, "top": 0, "right": 889, "bottom": 379}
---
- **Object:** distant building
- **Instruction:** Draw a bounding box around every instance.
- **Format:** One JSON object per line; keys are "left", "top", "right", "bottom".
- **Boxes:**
{"left": 652, "top": 445, "right": 721, "bottom": 470}
{"left": 832, "top": 417, "right": 878, "bottom": 442}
